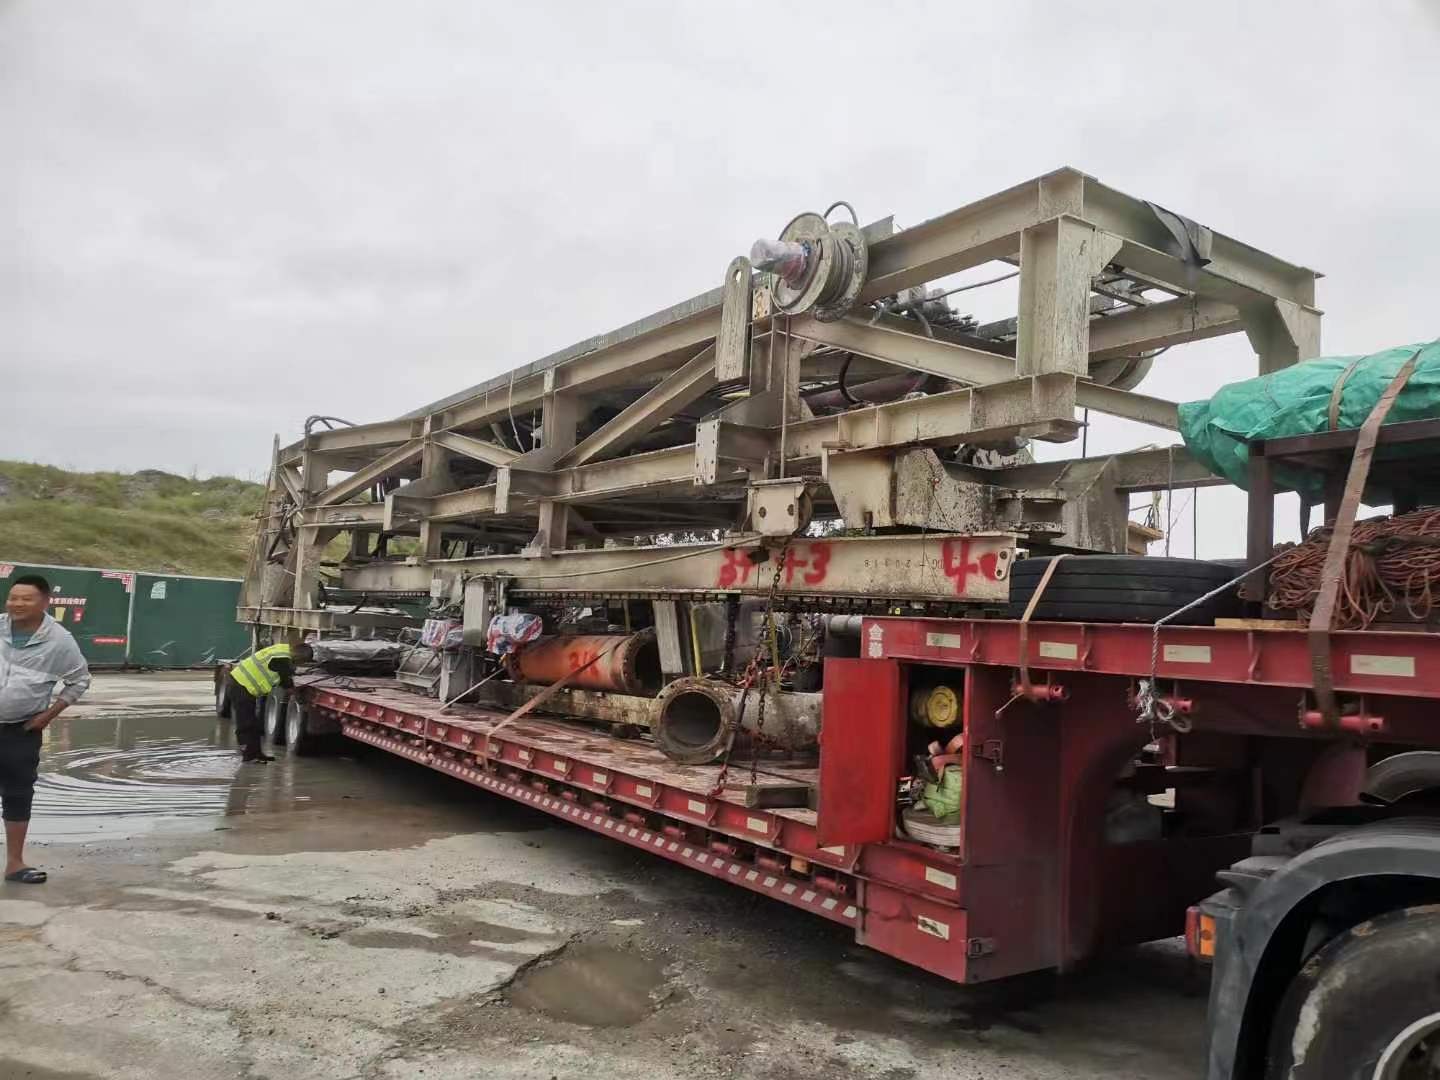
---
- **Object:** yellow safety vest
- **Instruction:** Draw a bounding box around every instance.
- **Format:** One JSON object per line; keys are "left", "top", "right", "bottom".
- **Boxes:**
{"left": 230, "top": 644, "right": 293, "bottom": 697}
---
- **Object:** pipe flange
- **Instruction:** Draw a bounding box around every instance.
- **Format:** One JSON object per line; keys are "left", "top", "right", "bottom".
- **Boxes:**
{"left": 653, "top": 676, "right": 737, "bottom": 765}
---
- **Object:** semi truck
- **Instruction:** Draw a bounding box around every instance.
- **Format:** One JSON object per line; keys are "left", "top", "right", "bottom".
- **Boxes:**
{"left": 229, "top": 168, "right": 1440, "bottom": 1079}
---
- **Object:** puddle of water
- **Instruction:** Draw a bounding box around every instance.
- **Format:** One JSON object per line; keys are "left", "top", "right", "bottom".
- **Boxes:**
{"left": 31, "top": 712, "right": 371, "bottom": 842}
{"left": 508, "top": 942, "right": 667, "bottom": 1027}
{"left": 27, "top": 709, "right": 555, "bottom": 845}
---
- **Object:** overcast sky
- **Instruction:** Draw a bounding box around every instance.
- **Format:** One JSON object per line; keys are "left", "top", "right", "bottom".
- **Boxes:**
{"left": 5, "top": 1, "right": 1439, "bottom": 553}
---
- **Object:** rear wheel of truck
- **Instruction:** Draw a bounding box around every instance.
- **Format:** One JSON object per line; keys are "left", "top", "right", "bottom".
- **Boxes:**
{"left": 214, "top": 677, "right": 231, "bottom": 718}
{"left": 1365, "top": 752, "right": 1440, "bottom": 805}
{"left": 286, "top": 697, "right": 330, "bottom": 756}
{"left": 1265, "top": 905, "right": 1440, "bottom": 1079}
{"left": 263, "top": 690, "right": 288, "bottom": 746}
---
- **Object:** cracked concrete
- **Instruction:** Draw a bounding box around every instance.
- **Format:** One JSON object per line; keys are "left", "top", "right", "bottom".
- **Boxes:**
{"left": 0, "top": 675, "right": 1209, "bottom": 1079}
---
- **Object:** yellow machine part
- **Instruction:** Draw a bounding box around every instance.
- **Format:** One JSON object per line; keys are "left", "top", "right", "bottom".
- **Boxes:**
{"left": 909, "top": 683, "right": 961, "bottom": 729}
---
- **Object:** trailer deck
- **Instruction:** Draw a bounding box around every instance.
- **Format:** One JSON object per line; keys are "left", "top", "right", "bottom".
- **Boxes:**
{"left": 300, "top": 615, "right": 1440, "bottom": 989}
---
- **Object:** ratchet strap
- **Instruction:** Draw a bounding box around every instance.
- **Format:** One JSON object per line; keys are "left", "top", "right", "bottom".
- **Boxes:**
{"left": 480, "top": 638, "right": 625, "bottom": 764}
{"left": 1308, "top": 349, "right": 1421, "bottom": 727}
{"left": 1017, "top": 554, "right": 1069, "bottom": 698}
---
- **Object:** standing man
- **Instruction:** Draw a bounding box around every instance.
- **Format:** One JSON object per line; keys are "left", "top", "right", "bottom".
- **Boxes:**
{"left": 1, "top": 574, "right": 91, "bottom": 884}
{"left": 225, "top": 642, "right": 310, "bottom": 763}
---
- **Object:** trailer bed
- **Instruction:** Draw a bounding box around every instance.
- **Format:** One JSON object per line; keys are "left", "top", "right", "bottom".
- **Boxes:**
{"left": 303, "top": 675, "right": 982, "bottom": 982}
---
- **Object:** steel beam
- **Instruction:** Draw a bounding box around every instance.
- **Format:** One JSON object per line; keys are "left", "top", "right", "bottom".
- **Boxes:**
{"left": 274, "top": 464, "right": 304, "bottom": 506}
{"left": 440, "top": 326, "right": 714, "bottom": 435}
{"left": 1016, "top": 217, "right": 1124, "bottom": 377}
{"left": 792, "top": 315, "right": 1015, "bottom": 384}
{"left": 782, "top": 375, "right": 1082, "bottom": 461}
{"left": 858, "top": 169, "right": 1085, "bottom": 302}
{"left": 1071, "top": 382, "right": 1179, "bottom": 430}
{"left": 236, "top": 606, "right": 417, "bottom": 631}
{"left": 429, "top": 431, "right": 520, "bottom": 467}
{"left": 340, "top": 532, "right": 1018, "bottom": 603}
{"left": 279, "top": 418, "right": 420, "bottom": 465}
{"left": 1243, "top": 298, "right": 1323, "bottom": 375}
{"left": 313, "top": 439, "right": 425, "bottom": 507}
{"left": 1087, "top": 296, "right": 1240, "bottom": 360}
{"left": 1111, "top": 236, "right": 1322, "bottom": 318}
{"left": 558, "top": 345, "right": 718, "bottom": 467}
{"left": 1078, "top": 178, "right": 1319, "bottom": 307}
{"left": 793, "top": 315, "right": 1176, "bottom": 428}
{"left": 953, "top": 446, "right": 1221, "bottom": 493}
{"left": 303, "top": 503, "right": 387, "bottom": 528}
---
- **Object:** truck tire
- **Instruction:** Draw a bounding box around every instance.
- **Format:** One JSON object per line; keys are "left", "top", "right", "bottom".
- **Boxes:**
{"left": 1365, "top": 752, "right": 1440, "bottom": 805}
{"left": 1005, "top": 556, "right": 1241, "bottom": 624}
{"left": 285, "top": 697, "right": 330, "bottom": 757}
{"left": 1265, "top": 905, "right": 1440, "bottom": 1079}
{"left": 214, "top": 677, "right": 232, "bottom": 718}
{"left": 263, "top": 691, "right": 288, "bottom": 746}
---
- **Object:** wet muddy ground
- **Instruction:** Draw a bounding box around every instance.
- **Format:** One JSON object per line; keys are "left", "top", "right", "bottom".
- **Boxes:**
{"left": 0, "top": 673, "right": 1209, "bottom": 1079}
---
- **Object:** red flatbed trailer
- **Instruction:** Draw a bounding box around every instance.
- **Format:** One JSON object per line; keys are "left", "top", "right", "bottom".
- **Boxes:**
{"left": 239, "top": 172, "right": 1440, "bottom": 1079}
{"left": 295, "top": 617, "right": 1440, "bottom": 1015}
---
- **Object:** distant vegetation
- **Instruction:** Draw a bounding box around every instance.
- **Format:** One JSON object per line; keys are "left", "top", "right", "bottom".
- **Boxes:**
{"left": 0, "top": 461, "right": 265, "bottom": 577}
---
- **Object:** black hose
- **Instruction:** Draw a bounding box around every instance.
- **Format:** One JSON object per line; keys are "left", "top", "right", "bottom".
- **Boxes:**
{"left": 837, "top": 354, "right": 860, "bottom": 405}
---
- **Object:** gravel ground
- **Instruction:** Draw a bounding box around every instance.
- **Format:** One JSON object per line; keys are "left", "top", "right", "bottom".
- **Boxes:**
{"left": 0, "top": 673, "right": 1209, "bottom": 1079}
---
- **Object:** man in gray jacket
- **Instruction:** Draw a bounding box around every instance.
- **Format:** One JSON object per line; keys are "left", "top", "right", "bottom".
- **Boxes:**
{"left": 1, "top": 574, "right": 91, "bottom": 884}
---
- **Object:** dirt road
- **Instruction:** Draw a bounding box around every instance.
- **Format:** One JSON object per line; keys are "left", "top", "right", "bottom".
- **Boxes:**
{"left": 0, "top": 673, "right": 1208, "bottom": 1079}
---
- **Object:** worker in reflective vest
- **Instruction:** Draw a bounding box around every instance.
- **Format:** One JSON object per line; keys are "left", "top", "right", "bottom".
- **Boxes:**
{"left": 226, "top": 643, "right": 311, "bottom": 762}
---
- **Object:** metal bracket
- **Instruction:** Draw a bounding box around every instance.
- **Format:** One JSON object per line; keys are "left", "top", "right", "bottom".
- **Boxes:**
{"left": 746, "top": 478, "right": 814, "bottom": 537}
{"left": 965, "top": 937, "right": 997, "bottom": 958}
{"left": 974, "top": 739, "right": 1004, "bottom": 773}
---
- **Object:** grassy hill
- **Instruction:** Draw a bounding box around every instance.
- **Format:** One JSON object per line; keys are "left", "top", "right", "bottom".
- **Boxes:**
{"left": 0, "top": 461, "right": 265, "bottom": 578}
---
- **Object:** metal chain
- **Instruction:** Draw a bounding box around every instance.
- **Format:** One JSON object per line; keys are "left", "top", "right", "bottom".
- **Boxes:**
{"left": 713, "top": 540, "right": 790, "bottom": 794}
{"left": 750, "top": 541, "right": 790, "bottom": 782}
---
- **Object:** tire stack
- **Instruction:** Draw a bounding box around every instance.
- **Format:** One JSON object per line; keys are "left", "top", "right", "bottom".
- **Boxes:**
{"left": 1004, "top": 556, "right": 1242, "bottom": 625}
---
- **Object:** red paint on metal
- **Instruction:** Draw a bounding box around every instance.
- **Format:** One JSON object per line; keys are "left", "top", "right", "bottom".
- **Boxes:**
{"left": 715, "top": 549, "right": 758, "bottom": 588}
{"left": 868, "top": 617, "right": 1440, "bottom": 699}
{"left": 941, "top": 539, "right": 1000, "bottom": 595}
{"left": 1299, "top": 709, "right": 1385, "bottom": 734}
{"left": 306, "top": 611, "right": 1440, "bottom": 994}
{"left": 816, "top": 659, "right": 905, "bottom": 847}
{"left": 512, "top": 632, "right": 657, "bottom": 694}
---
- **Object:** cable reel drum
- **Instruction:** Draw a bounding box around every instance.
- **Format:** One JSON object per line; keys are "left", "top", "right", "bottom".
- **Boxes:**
{"left": 750, "top": 204, "right": 869, "bottom": 323}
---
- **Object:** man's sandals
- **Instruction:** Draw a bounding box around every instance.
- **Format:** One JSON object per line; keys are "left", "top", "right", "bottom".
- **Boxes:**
{"left": 4, "top": 868, "right": 47, "bottom": 884}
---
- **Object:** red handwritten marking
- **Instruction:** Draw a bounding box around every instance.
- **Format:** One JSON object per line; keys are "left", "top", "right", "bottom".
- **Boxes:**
{"left": 779, "top": 543, "right": 834, "bottom": 587}
{"left": 566, "top": 649, "right": 599, "bottom": 672}
{"left": 715, "top": 543, "right": 832, "bottom": 589}
{"left": 941, "top": 539, "right": 999, "bottom": 595}
{"left": 802, "top": 541, "right": 831, "bottom": 585}
{"left": 715, "top": 549, "right": 757, "bottom": 589}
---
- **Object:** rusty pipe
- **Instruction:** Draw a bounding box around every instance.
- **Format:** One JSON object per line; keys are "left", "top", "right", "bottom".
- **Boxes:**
{"left": 512, "top": 632, "right": 662, "bottom": 695}
{"left": 653, "top": 676, "right": 821, "bottom": 764}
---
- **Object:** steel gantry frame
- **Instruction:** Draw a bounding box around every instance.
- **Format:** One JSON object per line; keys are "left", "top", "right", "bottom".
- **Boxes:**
{"left": 239, "top": 168, "right": 1320, "bottom": 630}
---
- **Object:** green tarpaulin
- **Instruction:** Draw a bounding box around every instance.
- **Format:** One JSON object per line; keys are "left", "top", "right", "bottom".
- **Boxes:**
{"left": 1178, "top": 340, "right": 1440, "bottom": 499}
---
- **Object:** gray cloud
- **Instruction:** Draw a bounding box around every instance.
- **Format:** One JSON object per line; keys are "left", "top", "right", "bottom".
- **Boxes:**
{"left": 4, "top": 0, "right": 1439, "bottom": 554}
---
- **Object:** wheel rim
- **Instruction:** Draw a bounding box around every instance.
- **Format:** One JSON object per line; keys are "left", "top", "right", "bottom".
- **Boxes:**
{"left": 286, "top": 700, "right": 302, "bottom": 746}
{"left": 264, "top": 696, "right": 281, "bottom": 737}
{"left": 1376, "top": 1012, "right": 1440, "bottom": 1080}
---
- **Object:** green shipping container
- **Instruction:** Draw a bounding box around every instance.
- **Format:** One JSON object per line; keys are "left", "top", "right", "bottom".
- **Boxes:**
{"left": 128, "top": 572, "right": 250, "bottom": 668}
{"left": 1, "top": 561, "right": 248, "bottom": 669}
{"left": 0, "top": 562, "right": 133, "bottom": 666}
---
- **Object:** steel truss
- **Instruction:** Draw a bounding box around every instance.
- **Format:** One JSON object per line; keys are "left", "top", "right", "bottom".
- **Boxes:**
{"left": 241, "top": 168, "right": 1320, "bottom": 627}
